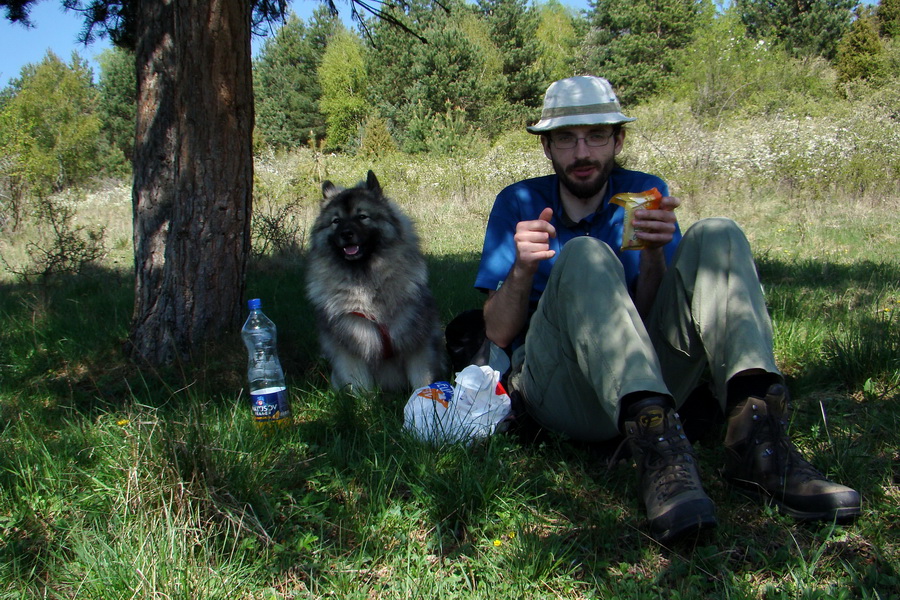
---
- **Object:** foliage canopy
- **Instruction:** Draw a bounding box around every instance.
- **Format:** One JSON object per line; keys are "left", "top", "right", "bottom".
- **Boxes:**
{"left": 582, "top": 0, "right": 711, "bottom": 105}
{"left": 736, "top": 0, "right": 856, "bottom": 59}
{"left": 318, "top": 25, "right": 369, "bottom": 151}
{"left": 254, "top": 9, "right": 338, "bottom": 149}
{"left": 0, "top": 51, "right": 101, "bottom": 195}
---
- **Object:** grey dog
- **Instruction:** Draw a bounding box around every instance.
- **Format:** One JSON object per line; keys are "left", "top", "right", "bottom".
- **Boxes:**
{"left": 306, "top": 171, "right": 445, "bottom": 392}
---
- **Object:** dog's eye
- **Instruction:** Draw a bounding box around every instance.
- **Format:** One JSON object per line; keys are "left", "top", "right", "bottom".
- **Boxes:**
{"left": 356, "top": 214, "right": 370, "bottom": 221}
{"left": 331, "top": 217, "right": 342, "bottom": 226}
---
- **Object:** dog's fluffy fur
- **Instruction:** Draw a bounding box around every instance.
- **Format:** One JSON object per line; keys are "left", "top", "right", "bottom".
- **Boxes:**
{"left": 305, "top": 171, "right": 445, "bottom": 392}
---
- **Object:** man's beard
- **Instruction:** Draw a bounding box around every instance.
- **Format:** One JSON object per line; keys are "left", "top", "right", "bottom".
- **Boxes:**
{"left": 552, "top": 157, "right": 615, "bottom": 200}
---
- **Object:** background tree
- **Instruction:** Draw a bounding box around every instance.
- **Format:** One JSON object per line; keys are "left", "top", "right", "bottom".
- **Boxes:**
{"left": 735, "top": 0, "right": 856, "bottom": 59}
{"left": 582, "top": 0, "right": 709, "bottom": 104}
{"left": 366, "top": 0, "right": 503, "bottom": 150}
{"left": 535, "top": 0, "right": 585, "bottom": 82}
{"left": 835, "top": 7, "right": 887, "bottom": 83}
{"left": 318, "top": 26, "right": 368, "bottom": 151}
{"left": 450, "top": 7, "right": 509, "bottom": 135}
{"left": 97, "top": 46, "right": 136, "bottom": 168}
{"left": 0, "top": 51, "right": 101, "bottom": 196}
{"left": 878, "top": 0, "right": 900, "bottom": 38}
{"left": 254, "top": 9, "right": 338, "bottom": 149}
{"left": 477, "top": 0, "right": 546, "bottom": 122}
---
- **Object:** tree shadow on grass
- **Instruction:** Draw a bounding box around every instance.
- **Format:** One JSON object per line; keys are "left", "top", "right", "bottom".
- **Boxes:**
{"left": 0, "top": 248, "right": 484, "bottom": 416}
{"left": 757, "top": 255, "right": 900, "bottom": 321}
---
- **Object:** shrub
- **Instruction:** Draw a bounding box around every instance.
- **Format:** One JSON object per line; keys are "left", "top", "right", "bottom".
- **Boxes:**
{"left": 2, "top": 193, "right": 107, "bottom": 283}
{"left": 402, "top": 101, "right": 483, "bottom": 156}
{"left": 666, "top": 10, "right": 838, "bottom": 121}
{"left": 835, "top": 10, "right": 888, "bottom": 84}
{"left": 358, "top": 114, "right": 398, "bottom": 159}
{"left": 250, "top": 195, "right": 307, "bottom": 259}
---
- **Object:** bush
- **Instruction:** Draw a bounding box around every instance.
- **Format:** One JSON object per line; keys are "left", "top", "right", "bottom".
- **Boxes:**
{"left": 1, "top": 193, "right": 107, "bottom": 283}
{"left": 250, "top": 195, "right": 307, "bottom": 259}
{"left": 401, "top": 102, "right": 483, "bottom": 156}
{"left": 358, "top": 114, "right": 398, "bottom": 159}
{"left": 666, "top": 10, "right": 838, "bottom": 122}
{"left": 835, "top": 10, "right": 888, "bottom": 84}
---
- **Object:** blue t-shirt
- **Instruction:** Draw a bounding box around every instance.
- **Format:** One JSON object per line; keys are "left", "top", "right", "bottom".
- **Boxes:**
{"left": 474, "top": 168, "right": 682, "bottom": 304}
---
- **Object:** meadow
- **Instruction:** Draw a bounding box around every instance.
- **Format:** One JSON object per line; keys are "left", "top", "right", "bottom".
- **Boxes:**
{"left": 1, "top": 103, "right": 899, "bottom": 598}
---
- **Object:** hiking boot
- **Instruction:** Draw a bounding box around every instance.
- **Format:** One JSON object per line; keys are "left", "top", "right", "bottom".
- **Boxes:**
{"left": 623, "top": 399, "right": 718, "bottom": 543}
{"left": 724, "top": 384, "right": 861, "bottom": 521}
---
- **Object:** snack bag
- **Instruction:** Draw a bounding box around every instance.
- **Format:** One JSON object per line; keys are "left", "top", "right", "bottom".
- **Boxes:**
{"left": 610, "top": 187, "right": 663, "bottom": 251}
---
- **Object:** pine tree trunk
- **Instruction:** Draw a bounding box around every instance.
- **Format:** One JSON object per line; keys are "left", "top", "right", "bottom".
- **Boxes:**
{"left": 130, "top": 0, "right": 254, "bottom": 365}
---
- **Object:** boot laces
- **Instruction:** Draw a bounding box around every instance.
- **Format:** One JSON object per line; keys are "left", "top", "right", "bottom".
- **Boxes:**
{"left": 630, "top": 422, "right": 699, "bottom": 502}
{"left": 749, "top": 411, "right": 823, "bottom": 484}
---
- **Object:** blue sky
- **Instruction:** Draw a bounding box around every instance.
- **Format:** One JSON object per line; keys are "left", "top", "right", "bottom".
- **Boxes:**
{"left": 1, "top": 0, "right": 593, "bottom": 90}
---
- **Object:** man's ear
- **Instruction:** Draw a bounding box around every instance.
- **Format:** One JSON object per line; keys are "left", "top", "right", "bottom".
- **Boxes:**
{"left": 541, "top": 134, "right": 553, "bottom": 160}
{"left": 613, "top": 129, "right": 626, "bottom": 156}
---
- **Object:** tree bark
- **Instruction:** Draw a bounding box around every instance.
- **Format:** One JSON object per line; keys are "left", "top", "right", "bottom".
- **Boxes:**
{"left": 130, "top": 0, "right": 254, "bottom": 365}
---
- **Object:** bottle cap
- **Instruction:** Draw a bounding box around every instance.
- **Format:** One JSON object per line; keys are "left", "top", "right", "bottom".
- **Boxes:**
{"left": 247, "top": 298, "right": 262, "bottom": 310}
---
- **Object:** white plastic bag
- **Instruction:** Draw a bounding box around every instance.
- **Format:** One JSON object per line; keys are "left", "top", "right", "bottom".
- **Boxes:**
{"left": 403, "top": 365, "right": 512, "bottom": 444}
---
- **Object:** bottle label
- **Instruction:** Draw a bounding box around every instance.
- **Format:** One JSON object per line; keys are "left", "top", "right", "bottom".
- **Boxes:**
{"left": 250, "top": 387, "right": 291, "bottom": 424}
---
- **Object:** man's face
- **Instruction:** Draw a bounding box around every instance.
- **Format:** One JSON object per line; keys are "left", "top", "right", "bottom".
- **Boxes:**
{"left": 541, "top": 125, "right": 624, "bottom": 200}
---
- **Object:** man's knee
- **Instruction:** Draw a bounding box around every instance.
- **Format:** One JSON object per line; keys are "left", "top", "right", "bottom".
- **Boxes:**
{"left": 683, "top": 217, "right": 747, "bottom": 245}
{"left": 555, "top": 235, "right": 620, "bottom": 273}
{"left": 553, "top": 236, "right": 628, "bottom": 293}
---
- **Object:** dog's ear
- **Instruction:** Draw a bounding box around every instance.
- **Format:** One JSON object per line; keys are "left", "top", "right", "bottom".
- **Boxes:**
{"left": 366, "top": 171, "right": 382, "bottom": 197}
{"left": 322, "top": 180, "right": 340, "bottom": 203}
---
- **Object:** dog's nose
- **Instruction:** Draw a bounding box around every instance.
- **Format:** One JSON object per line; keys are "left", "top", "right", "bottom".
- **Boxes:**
{"left": 340, "top": 229, "right": 355, "bottom": 242}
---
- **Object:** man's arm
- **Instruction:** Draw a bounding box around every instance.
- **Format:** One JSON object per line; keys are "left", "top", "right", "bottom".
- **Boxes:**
{"left": 630, "top": 195, "right": 680, "bottom": 319}
{"left": 484, "top": 207, "right": 556, "bottom": 348}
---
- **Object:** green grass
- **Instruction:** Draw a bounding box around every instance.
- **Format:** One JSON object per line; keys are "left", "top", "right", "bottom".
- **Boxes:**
{"left": 1, "top": 116, "right": 900, "bottom": 598}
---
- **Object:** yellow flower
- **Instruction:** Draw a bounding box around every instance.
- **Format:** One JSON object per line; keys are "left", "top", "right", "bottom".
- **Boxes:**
{"left": 117, "top": 419, "right": 130, "bottom": 426}
{"left": 493, "top": 539, "right": 502, "bottom": 547}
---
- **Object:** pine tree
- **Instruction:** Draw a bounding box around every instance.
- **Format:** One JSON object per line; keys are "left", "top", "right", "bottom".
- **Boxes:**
{"left": 736, "top": 0, "right": 855, "bottom": 59}
{"left": 477, "top": 0, "right": 545, "bottom": 113}
{"left": 366, "top": 0, "right": 504, "bottom": 149}
{"left": 836, "top": 9, "right": 887, "bottom": 83}
{"left": 97, "top": 46, "right": 136, "bottom": 165}
{"left": 583, "top": 0, "right": 709, "bottom": 105}
{"left": 2, "top": 0, "right": 278, "bottom": 364}
{"left": 878, "top": 0, "right": 900, "bottom": 38}
{"left": 253, "top": 9, "right": 338, "bottom": 149}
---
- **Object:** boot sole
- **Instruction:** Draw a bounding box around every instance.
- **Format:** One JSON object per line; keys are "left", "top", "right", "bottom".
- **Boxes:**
{"left": 729, "top": 481, "right": 862, "bottom": 522}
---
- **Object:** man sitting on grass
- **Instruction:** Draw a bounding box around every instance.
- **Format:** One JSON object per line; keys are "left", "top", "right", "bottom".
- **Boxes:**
{"left": 474, "top": 75, "right": 861, "bottom": 544}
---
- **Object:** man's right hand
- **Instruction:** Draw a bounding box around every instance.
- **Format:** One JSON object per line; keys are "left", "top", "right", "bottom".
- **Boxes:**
{"left": 485, "top": 207, "right": 557, "bottom": 348}
{"left": 513, "top": 207, "right": 557, "bottom": 274}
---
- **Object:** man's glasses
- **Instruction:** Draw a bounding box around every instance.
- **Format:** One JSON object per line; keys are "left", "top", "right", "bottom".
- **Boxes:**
{"left": 549, "top": 131, "right": 616, "bottom": 149}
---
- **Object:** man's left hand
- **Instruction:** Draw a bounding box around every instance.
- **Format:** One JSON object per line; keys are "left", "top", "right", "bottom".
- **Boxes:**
{"left": 633, "top": 195, "right": 680, "bottom": 250}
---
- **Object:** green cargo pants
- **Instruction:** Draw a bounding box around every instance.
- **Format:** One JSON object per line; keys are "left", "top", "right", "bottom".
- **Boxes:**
{"left": 509, "top": 217, "right": 781, "bottom": 442}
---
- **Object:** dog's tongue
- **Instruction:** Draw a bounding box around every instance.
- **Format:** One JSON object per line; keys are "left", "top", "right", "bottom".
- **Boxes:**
{"left": 343, "top": 245, "right": 360, "bottom": 256}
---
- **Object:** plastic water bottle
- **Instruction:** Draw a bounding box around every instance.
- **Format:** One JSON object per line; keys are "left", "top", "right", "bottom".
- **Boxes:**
{"left": 241, "top": 298, "right": 291, "bottom": 426}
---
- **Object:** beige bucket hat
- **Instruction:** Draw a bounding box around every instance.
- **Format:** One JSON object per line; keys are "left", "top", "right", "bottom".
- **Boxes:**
{"left": 527, "top": 76, "right": 635, "bottom": 134}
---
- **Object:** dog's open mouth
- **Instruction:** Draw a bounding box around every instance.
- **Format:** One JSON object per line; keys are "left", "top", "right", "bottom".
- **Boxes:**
{"left": 343, "top": 245, "right": 362, "bottom": 259}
